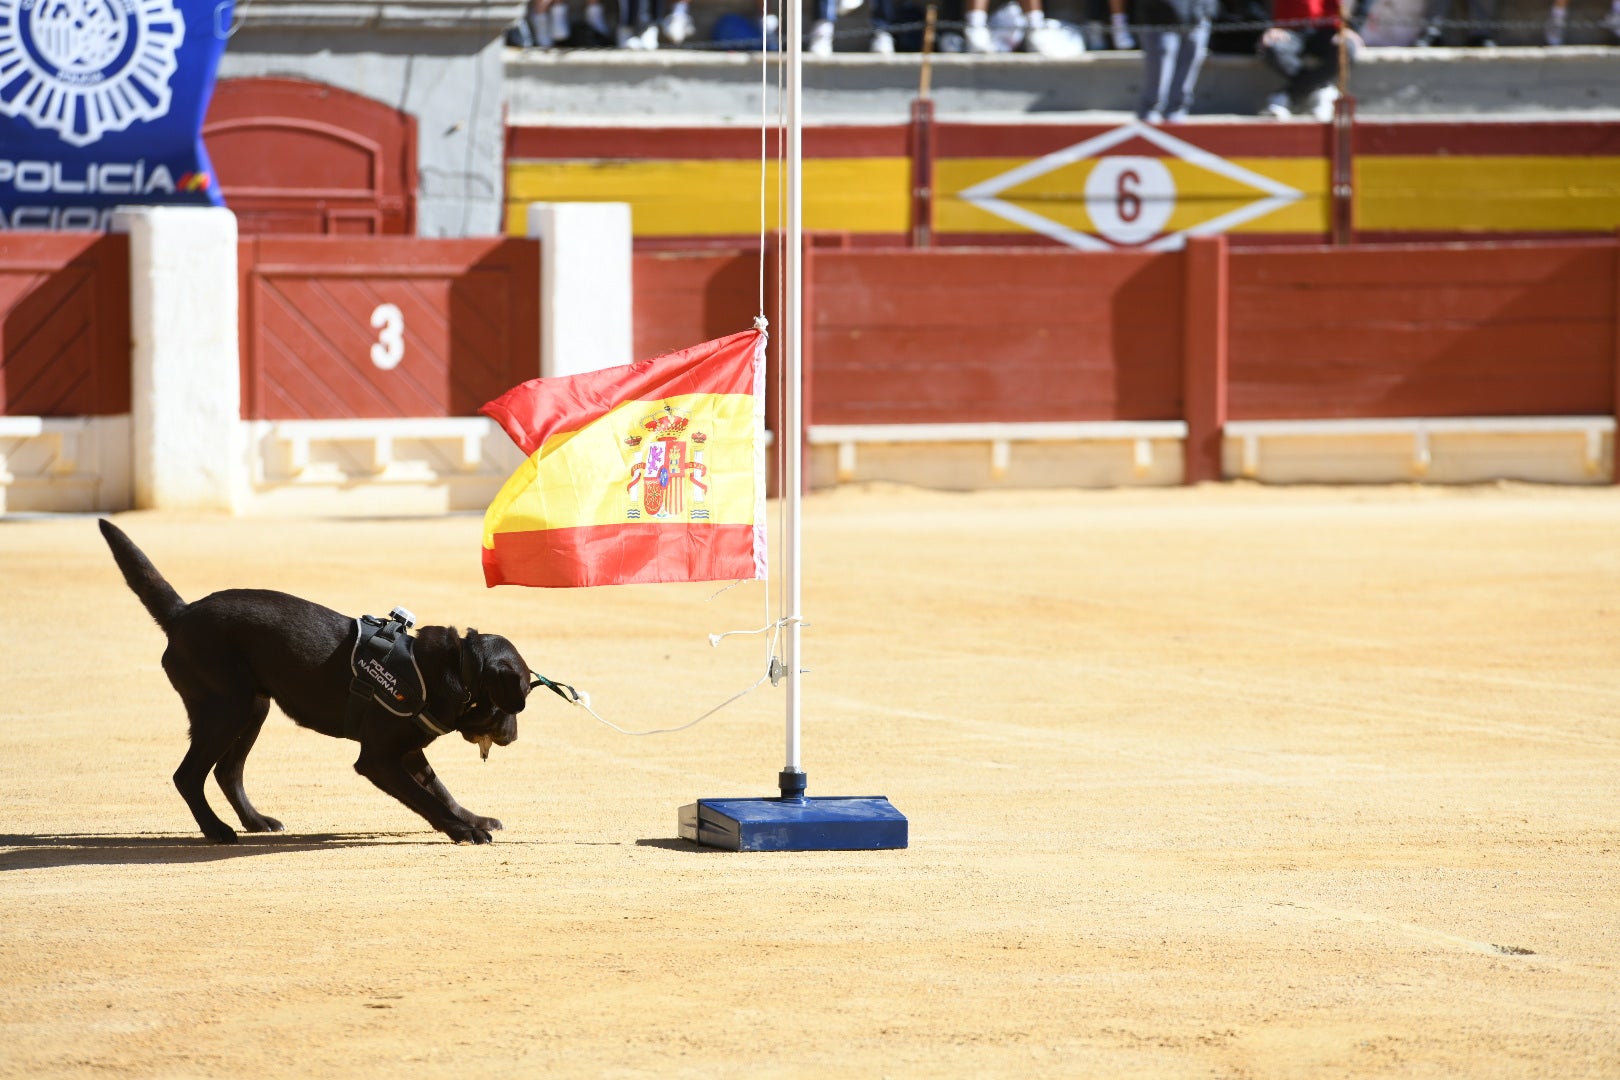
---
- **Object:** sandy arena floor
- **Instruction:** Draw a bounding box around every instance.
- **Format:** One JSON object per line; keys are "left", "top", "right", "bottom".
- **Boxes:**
{"left": 2, "top": 483, "right": 1617, "bottom": 1078}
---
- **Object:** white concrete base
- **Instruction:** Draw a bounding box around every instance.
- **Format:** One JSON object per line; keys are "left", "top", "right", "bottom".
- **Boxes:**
{"left": 806, "top": 423, "right": 1188, "bottom": 490}
{"left": 236, "top": 417, "right": 527, "bottom": 516}
{"left": 1223, "top": 417, "right": 1614, "bottom": 486}
{"left": 0, "top": 415, "right": 132, "bottom": 513}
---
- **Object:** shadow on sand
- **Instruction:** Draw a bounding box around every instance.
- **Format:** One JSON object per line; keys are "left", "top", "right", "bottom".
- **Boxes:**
{"left": 634, "top": 837, "right": 719, "bottom": 853}
{"left": 0, "top": 831, "right": 443, "bottom": 870}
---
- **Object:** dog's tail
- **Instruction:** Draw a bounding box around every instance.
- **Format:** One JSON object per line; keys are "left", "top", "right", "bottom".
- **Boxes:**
{"left": 99, "top": 519, "right": 186, "bottom": 631}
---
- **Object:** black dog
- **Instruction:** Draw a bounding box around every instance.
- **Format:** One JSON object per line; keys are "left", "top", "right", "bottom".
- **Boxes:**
{"left": 100, "top": 519, "right": 531, "bottom": 844}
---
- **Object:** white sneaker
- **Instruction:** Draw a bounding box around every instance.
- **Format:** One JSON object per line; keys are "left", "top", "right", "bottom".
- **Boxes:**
{"left": 1261, "top": 91, "right": 1291, "bottom": 118}
{"left": 869, "top": 28, "right": 895, "bottom": 52}
{"left": 964, "top": 22, "right": 995, "bottom": 52}
{"left": 838, "top": 0, "right": 865, "bottom": 13}
{"left": 987, "top": 1, "right": 1026, "bottom": 50}
{"left": 662, "top": 6, "right": 694, "bottom": 44}
{"left": 809, "top": 18, "right": 835, "bottom": 54}
{"left": 1026, "top": 22, "right": 1083, "bottom": 55}
{"left": 617, "top": 24, "right": 659, "bottom": 48}
{"left": 1309, "top": 85, "right": 1339, "bottom": 122}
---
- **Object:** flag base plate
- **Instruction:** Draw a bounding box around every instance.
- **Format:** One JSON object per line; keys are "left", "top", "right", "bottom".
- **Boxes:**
{"left": 678, "top": 796, "right": 908, "bottom": 851}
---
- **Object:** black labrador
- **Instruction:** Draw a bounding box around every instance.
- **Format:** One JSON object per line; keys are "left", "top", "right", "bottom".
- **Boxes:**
{"left": 100, "top": 519, "right": 531, "bottom": 844}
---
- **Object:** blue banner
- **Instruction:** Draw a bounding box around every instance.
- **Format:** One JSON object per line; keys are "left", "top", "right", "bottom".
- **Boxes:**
{"left": 0, "top": 0, "right": 232, "bottom": 230}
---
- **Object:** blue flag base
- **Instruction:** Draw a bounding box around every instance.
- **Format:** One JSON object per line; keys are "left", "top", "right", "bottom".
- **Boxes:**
{"left": 678, "top": 796, "right": 908, "bottom": 851}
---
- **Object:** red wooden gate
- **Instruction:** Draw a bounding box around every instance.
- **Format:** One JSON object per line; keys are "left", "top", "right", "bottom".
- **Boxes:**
{"left": 238, "top": 237, "right": 540, "bottom": 419}
{"left": 0, "top": 234, "right": 130, "bottom": 416}
{"left": 204, "top": 78, "right": 417, "bottom": 237}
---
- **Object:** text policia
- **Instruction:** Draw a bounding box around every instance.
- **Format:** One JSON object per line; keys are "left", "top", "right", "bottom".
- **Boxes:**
{"left": 0, "top": 157, "right": 213, "bottom": 230}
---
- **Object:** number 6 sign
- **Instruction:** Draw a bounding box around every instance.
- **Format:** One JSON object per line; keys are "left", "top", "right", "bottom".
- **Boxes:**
{"left": 1083, "top": 156, "right": 1176, "bottom": 247}
{"left": 370, "top": 303, "right": 405, "bottom": 370}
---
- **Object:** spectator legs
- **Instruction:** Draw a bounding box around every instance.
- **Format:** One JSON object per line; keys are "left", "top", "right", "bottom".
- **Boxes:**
{"left": 1139, "top": 22, "right": 1209, "bottom": 122}
{"left": 1259, "top": 27, "right": 1337, "bottom": 110}
{"left": 1163, "top": 21, "right": 1210, "bottom": 120}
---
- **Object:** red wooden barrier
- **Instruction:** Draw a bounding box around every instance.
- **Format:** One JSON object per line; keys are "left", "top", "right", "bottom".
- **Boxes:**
{"left": 238, "top": 236, "right": 539, "bottom": 419}
{"left": 803, "top": 248, "right": 1184, "bottom": 425}
{"left": 0, "top": 233, "right": 129, "bottom": 416}
{"left": 631, "top": 250, "right": 762, "bottom": 361}
{"left": 1226, "top": 241, "right": 1617, "bottom": 421}
{"left": 629, "top": 235, "right": 1620, "bottom": 480}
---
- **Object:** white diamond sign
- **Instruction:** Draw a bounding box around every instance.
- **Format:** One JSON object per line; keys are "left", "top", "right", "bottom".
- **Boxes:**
{"left": 959, "top": 121, "right": 1305, "bottom": 252}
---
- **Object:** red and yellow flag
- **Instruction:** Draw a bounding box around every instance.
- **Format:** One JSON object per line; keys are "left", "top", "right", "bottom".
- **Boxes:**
{"left": 481, "top": 329, "right": 767, "bottom": 588}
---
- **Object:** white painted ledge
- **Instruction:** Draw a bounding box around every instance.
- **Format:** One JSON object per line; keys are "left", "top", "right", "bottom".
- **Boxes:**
{"left": 808, "top": 420, "right": 1189, "bottom": 481}
{"left": 0, "top": 415, "right": 131, "bottom": 512}
{"left": 1225, "top": 415, "right": 1616, "bottom": 479}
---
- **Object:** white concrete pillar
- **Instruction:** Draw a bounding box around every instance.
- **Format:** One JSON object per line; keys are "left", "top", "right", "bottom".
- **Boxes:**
{"left": 116, "top": 206, "right": 241, "bottom": 512}
{"left": 527, "top": 202, "right": 633, "bottom": 377}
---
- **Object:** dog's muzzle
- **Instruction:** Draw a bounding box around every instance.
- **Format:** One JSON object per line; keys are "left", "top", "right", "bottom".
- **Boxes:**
{"left": 466, "top": 713, "right": 518, "bottom": 761}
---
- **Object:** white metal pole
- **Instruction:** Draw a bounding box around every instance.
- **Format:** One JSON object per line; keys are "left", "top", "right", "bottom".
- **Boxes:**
{"left": 781, "top": 0, "right": 805, "bottom": 797}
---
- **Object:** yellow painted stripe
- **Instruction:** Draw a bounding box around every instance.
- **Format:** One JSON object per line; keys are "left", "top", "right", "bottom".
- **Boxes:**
{"left": 483, "top": 392, "right": 757, "bottom": 547}
{"left": 1356, "top": 156, "right": 1620, "bottom": 231}
{"left": 505, "top": 154, "right": 1620, "bottom": 238}
{"left": 504, "top": 158, "right": 910, "bottom": 236}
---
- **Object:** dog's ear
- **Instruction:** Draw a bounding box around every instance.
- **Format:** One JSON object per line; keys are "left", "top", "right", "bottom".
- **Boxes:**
{"left": 486, "top": 663, "right": 529, "bottom": 715}
{"left": 463, "top": 630, "right": 529, "bottom": 714}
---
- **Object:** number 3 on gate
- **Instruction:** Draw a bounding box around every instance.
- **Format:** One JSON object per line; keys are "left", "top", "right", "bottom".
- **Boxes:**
{"left": 370, "top": 303, "right": 405, "bottom": 370}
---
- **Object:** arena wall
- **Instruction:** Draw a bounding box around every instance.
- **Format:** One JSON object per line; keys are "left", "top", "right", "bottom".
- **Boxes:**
{"left": 3, "top": 214, "right": 1619, "bottom": 513}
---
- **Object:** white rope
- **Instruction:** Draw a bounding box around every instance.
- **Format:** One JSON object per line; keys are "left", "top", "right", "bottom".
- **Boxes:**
{"left": 757, "top": 7, "right": 769, "bottom": 320}
{"left": 557, "top": 617, "right": 797, "bottom": 736}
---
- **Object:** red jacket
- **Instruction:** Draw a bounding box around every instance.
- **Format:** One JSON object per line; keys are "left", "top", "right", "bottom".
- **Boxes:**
{"left": 1272, "top": 0, "right": 1343, "bottom": 26}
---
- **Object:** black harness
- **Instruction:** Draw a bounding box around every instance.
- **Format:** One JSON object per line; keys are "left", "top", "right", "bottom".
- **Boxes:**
{"left": 344, "top": 610, "right": 453, "bottom": 741}
{"left": 342, "top": 606, "right": 585, "bottom": 743}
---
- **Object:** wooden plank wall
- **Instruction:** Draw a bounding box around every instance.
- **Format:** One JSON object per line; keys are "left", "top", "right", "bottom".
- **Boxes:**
{"left": 1227, "top": 242, "right": 1618, "bottom": 421}
{"left": 804, "top": 249, "right": 1185, "bottom": 425}
{"left": 0, "top": 234, "right": 130, "bottom": 416}
{"left": 629, "top": 239, "right": 1620, "bottom": 440}
{"left": 237, "top": 237, "right": 540, "bottom": 419}
{"left": 629, "top": 233, "right": 1620, "bottom": 485}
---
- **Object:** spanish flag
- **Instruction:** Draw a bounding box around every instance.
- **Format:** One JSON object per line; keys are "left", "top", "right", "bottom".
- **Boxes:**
{"left": 481, "top": 329, "right": 767, "bottom": 588}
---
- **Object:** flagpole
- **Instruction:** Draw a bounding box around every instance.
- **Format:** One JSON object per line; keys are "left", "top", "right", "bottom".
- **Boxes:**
{"left": 677, "top": 5, "right": 905, "bottom": 849}
{"left": 779, "top": 0, "right": 807, "bottom": 802}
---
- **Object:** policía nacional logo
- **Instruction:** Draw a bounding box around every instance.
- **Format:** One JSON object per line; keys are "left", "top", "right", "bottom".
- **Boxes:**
{"left": 0, "top": 0, "right": 186, "bottom": 147}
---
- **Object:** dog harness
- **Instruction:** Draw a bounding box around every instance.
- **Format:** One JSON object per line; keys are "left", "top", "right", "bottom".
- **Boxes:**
{"left": 344, "top": 609, "right": 453, "bottom": 740}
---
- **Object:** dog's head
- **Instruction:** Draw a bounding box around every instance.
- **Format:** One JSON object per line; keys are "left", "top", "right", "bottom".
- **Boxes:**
{"left": 448, "top": 628, "right": 531, "bottom": 759}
